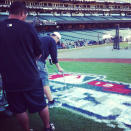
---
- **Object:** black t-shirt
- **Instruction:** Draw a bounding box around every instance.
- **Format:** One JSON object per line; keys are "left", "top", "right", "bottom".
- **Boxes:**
{"left": 39, "top": 36, "right": 58, "bottom": 64}
{"left": 0, "top": 19, "right": 42, "bottom": 91}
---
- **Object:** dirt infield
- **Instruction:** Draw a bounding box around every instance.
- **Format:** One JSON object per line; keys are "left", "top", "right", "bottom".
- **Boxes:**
{"left": 59, "top": 58, "right": 131, "bottom": 63}
{"left": 58, "top": 46, "right": 131, "bottom": 63}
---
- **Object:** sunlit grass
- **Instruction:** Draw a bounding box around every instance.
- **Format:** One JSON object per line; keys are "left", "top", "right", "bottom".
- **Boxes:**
{"left": 48, "top": 61, "right": 131, "bottom": 83}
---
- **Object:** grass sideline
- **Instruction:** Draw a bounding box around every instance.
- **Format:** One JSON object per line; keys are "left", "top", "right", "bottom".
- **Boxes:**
{"left": 0, "top": 55, "right": 130, "bottom": 131}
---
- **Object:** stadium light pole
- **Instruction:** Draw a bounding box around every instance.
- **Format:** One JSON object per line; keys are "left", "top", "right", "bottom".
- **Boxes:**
{"left": 98, "top": 33, "right": 100, "bottom": 45}
{"left": 113, "top": 24, "right": 120, "bottom": 50}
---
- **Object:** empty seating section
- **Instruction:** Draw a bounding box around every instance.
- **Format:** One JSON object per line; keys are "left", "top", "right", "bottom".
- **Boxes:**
{"left": 39, "top": 15, "right": 62, "bottom": 21}
{"left": 73, "top": 16, "right": 93, "bottom": 21}
{"left": 37, "top": 15, "right": 131, "bottom": 22}
{"left": 59, "top": 30, "right": 103, "bottom": 42}
{"left": 58, "top": 16, "right": 79, "bottom": 21}
{"left": 27, "top": 15, "right": 35, "bottom": 20}
{"left": 1, "top": 14, "right": 131, "bottom": 22}
{"left": 116, "top": 16, "right": 131, "bottom": 20}
{"left": 0, "top": 15, "right": 8, "bottom": 21}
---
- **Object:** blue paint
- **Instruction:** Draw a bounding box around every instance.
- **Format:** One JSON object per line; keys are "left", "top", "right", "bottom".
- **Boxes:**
{"left": 82, "top": 76, "right": 96, "bottom": 82}
{"left": 50, "top": 80, "right": 131, "bottom": 96}
{"left": 84, "top": 93, "right": 100, "bottom": 105}
{"left": 62, "top": 103, "right": 119, "bottom": 120}
{"left": 123, "top": 103, "right": 131, "bottom": 106}
{"left": 123, "top": 123, "right": 131, "bottom": 128}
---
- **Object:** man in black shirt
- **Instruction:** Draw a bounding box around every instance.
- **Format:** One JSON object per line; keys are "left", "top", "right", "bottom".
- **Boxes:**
{"left": 37, "top": 32, "right": 63, "bottom": 108}
{"left": 0, "top": 1, "right": 54, "bottom": 131}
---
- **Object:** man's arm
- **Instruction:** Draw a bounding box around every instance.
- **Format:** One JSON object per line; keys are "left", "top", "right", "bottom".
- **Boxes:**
{"left": 55, "top": 63, "right": 64, "bottom": 72}
{"left": 48, "top": 58, "right": 63, "bottom": 72}
{"left": 49, "top": 38, "right": 64, "bottom": 72}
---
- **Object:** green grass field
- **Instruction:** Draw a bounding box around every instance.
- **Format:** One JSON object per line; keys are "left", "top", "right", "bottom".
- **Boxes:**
{"left": 49, "top": 61, "right": 131, "bottom": 83}
{"left": 1, "top": 61, "right": 130, "bottom": 131}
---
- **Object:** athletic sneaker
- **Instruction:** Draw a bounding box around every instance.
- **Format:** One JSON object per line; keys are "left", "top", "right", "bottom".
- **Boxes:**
{"left": 45, "top": 123, "right": 55, "bottom": 131}
{"left": 48, "top": 99, "right": 62, "bottom": 108}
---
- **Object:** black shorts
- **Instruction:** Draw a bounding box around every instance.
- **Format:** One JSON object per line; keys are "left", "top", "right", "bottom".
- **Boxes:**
{"left": 6, "top": 88, "right": 47, "bottom": 113}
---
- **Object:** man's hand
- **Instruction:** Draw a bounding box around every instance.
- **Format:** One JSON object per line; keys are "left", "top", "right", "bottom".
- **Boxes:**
{"left": 58, "top": 66, "right": 64, "bottom": 72}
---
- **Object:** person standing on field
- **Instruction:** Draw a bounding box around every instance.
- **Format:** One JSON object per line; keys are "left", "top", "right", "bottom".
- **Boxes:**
{"left": 0, "top": 1, "right": 55, "bottom": 131}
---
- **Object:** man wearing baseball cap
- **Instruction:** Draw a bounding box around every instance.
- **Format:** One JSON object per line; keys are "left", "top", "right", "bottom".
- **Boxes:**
{"left": 0, "top": 1, "right": 54, "bottom": 131}
{"left": 52, "top": 32, "right": 61, "bottom": 40}
{"left": 37, "top": 32, "right": 64, "bottom": 108}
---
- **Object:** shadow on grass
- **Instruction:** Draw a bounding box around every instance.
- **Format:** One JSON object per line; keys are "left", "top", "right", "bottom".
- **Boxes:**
{"left": 0, "top": 112, "right": 22, "bottom": 131}
{"left": 0, "top": 108, "right": 124, "bottom": 131}
{"left": 49, "top": 108, "right": 124, "bottom": 131}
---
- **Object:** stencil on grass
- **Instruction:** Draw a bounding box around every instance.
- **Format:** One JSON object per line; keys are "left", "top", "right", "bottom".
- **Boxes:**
{"left": 49, "top": 73, "right": 131, "bottom": 130}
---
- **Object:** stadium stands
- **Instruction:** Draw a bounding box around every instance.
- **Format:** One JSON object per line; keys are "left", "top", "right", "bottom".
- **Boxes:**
{"left": 1, "top": 14, "right": 131, "bottom": 22}
{"left": 0, "top": 0, "right": 131, "bottom": 49}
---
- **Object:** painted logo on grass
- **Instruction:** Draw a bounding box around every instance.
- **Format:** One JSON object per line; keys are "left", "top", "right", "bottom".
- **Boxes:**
{"left": 49, "top": 73, "right": 131, "bottom": 130}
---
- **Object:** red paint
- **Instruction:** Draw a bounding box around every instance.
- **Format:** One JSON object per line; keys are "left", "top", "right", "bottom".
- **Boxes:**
{"left": 49, "top": 74, "right": 71, "bottom": 80}
{"left": 88, "top": 81, "right": 131, "bottom": 94}
{"left": 76, "top": 75, "right": 81, "bottom": 79}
